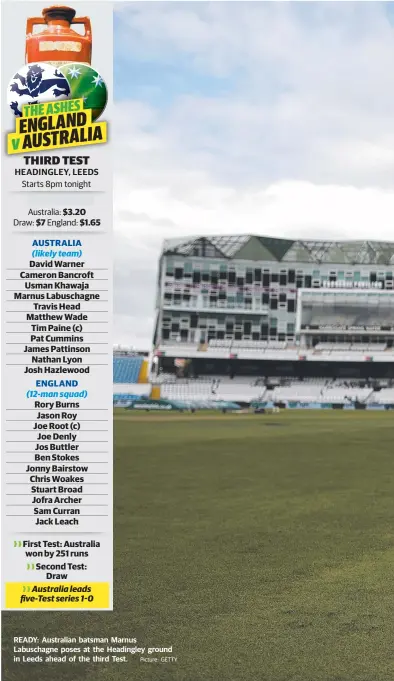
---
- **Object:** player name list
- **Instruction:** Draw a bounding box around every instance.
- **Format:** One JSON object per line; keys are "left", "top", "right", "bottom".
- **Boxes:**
{"left": 5, "top": 227, "right": 111, "bottom": 531}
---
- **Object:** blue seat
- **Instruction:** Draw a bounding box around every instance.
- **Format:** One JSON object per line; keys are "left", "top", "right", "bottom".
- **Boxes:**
{"left": 113, "top": 357, "right": 143, "bottom": 383}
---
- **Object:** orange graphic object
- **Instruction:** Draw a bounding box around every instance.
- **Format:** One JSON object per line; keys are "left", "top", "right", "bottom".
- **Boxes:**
{"left": 26, "top": 6, "right": 92, "bottom": 66}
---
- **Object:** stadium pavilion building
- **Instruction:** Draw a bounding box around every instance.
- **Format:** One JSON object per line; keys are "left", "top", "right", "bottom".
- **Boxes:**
{"left": 152, "top": 235, "right": 394, "bottom": 381}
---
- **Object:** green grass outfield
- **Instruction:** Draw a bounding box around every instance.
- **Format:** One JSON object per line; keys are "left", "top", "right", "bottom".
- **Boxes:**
{"left": 3, "top": 410, "right": 394, "bottom": 681}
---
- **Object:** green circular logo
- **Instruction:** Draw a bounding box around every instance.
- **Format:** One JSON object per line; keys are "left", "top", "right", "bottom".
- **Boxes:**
{"left": 60, "top": 63, "right": 107, "bottom": 122}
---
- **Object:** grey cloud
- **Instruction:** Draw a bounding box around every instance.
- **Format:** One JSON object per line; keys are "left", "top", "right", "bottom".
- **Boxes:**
{"left": 117, "top": 210, "right": 178, "bottom": 230}
{"left": 113, "top": 231, "right": 159, "bottom": 347}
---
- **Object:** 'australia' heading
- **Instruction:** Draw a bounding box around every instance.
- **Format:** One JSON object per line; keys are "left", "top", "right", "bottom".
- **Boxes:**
{"left": 32, "top": 240, "right": 82, "bottom": 247}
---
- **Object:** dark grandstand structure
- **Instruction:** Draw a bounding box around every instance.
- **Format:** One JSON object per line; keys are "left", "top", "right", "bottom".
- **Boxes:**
{"left": 152, "top": 235, "right": 394, "bottom": 382}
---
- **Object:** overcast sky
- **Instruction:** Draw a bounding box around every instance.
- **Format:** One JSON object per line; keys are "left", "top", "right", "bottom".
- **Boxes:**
{"left": 113, "top": 1, "right": 394, "bottom": 348}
